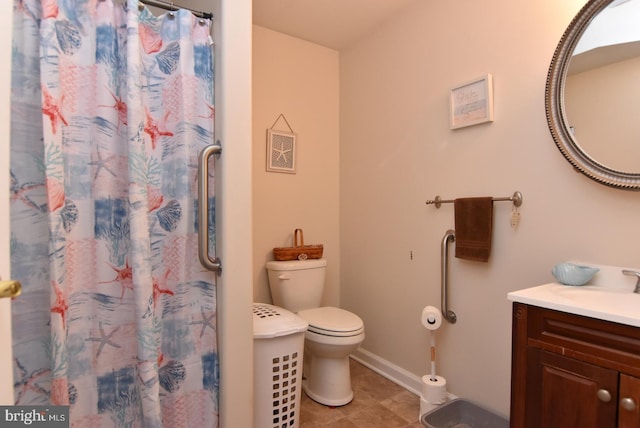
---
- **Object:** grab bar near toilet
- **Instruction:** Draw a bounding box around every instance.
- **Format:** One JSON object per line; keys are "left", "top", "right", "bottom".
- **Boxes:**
{"left": 441, "top": 229, "right": 457, "bottom": 324}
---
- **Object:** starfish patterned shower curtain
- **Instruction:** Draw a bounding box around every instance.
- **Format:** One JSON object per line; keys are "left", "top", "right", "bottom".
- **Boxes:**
{"left": 10, "top": 0, "right": 218, "bottom": 426}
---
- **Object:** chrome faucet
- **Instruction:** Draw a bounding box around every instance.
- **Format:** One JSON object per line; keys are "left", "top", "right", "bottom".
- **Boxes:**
{"left": 622, "top": 270, "right": 640, "bottom": 293}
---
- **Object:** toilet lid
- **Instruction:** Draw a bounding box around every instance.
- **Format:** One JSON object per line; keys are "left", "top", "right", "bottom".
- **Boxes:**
{"left": 297, "top": 307, "right": 364, "bottom": 336}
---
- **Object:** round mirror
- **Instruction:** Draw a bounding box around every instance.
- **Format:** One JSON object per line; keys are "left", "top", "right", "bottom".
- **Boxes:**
{"left": 546, "top": 0, "right": 640, "bottom": 189}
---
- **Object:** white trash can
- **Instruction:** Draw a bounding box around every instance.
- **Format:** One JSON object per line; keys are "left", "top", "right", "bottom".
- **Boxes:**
{"left": 253, "top": 303, "right": 308, "bottom": 428}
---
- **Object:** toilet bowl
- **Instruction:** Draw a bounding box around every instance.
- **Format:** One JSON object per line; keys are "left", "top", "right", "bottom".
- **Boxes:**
{"left": 265, "top": 259, "right": 365, "bottom": 406}
{"left": 297, "top": 306, "right": 365, "bottom": 406}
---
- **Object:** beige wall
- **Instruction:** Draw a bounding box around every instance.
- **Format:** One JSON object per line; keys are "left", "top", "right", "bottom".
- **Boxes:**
{"left": 0, "top": 0, "right": 13, "bottom": 405}
{"left": 340, "top": 0, "right": 640, "bottom": 418}
{"left": 252, "top": 0, "right": 640, "bottom": 420}
{"left": 209, "top": 1, "right": 254, "bottom": 427}
{"left": 252, "top": 26, "right": 341, "bottom": 306}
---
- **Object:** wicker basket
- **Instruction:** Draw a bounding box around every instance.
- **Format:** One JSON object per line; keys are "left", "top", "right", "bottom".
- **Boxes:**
{"left": 272, "top": 229, "right": 323, "bottom": 261}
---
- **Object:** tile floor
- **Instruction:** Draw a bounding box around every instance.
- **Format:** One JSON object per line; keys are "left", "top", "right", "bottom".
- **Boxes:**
{"left": 299, "top": 358, "right": 424, "bottom": 428}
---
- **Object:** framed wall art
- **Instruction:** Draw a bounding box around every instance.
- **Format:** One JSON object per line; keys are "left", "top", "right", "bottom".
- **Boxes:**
{"left": 449, "top": 74, "right": 494, "bottom": 129}
{"left": 266, "top": 129, "right": 297, "bottom": 173}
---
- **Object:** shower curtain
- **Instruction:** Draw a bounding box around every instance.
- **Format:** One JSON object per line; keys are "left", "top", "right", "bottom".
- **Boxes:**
{"left": 10, "top": 0, "right": 218, "bottom": 426}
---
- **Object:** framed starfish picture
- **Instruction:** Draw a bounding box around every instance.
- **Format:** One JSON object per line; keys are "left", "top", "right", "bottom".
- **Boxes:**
{"left": 266, "top": 129, "right": 297, "bottom": 173}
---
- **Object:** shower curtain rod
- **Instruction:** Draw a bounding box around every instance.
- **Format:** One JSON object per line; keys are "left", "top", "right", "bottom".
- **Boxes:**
{"left": 139, "top": 0, "right": 213, "bottom": 19}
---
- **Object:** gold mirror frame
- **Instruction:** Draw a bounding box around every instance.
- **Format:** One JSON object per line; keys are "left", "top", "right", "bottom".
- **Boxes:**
{"left": 546, "top": 0, "right": 640, "bottom": 190}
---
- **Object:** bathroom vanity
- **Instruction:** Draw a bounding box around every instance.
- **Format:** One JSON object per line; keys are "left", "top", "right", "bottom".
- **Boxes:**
{"left": 508, "top": 282, "right": 640, "bottom": 428}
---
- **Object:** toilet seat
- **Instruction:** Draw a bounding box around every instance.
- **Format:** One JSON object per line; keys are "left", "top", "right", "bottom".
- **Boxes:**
{"left": 297, "top": 306, "right": 364, "bottom": 337}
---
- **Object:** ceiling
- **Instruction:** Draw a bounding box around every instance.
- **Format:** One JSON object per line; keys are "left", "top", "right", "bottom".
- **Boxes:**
{"left": 252, "top": 0, "right": 417, "bottom": 50}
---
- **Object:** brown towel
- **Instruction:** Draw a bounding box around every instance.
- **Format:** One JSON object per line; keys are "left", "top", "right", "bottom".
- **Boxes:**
{"left": 454, "top": 197, "right": 493, "bottom": 262}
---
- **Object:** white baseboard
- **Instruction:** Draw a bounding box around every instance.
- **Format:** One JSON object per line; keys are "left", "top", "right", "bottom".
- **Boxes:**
{"left": 350, "top": 348, "right": 423, "bottom": 396}
{"left": 351, "top": 348, "right": 460, "bottom": 422}
{"left": 351, "top": 347, "right": 458, "bottom": 400}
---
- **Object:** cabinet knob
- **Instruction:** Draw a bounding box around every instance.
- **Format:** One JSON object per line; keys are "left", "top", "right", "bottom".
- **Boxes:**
{"left": 597, "top": 389, "right": 612, "bottom": 403}
{"left": 621, "top": 397, "right": 637, "bottom": 412}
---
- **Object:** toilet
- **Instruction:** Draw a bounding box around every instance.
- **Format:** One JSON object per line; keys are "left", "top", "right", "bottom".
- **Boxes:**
{"left": 266, "top": 259, "right": 365, "bottom": 406}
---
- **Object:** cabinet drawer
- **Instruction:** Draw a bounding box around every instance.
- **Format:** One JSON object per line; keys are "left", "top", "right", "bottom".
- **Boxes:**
{"left": 519, "top": 304, "right": 640, "bottom": 377}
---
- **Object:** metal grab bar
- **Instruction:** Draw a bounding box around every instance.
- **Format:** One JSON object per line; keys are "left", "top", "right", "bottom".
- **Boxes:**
{"left": 441, "top": 229, "right": 457, "bottom": 324}
{"left": 198, "top": 143, "right": 222, "bottom": 273}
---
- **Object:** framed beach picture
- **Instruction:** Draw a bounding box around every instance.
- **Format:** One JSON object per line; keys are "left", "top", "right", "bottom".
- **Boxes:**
{"left": 449, "top": 74, "right": 494, "bottom": 129}
{"left": 266, "top": 129, "right": 297, "bottom": 173}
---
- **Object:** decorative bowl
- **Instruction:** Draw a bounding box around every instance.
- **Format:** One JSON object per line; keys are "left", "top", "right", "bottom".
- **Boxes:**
{"left": 552, "top": 262, "right": 600, "bottom": 286}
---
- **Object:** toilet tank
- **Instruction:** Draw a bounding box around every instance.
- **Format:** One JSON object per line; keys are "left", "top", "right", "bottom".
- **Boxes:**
{"left": 266, "top": 259, "right": 327, "bottom": 313}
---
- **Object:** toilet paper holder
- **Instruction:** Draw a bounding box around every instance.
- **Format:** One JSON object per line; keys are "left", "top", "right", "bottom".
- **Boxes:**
{"left": 441, "top": 230, "right": 457, "bottom": 324}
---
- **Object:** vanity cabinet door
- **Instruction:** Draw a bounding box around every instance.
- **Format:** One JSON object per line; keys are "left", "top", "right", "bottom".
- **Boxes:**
{"left": 527, "top": 349, "right": 618, "bottom": 428}
{"left": 511, "top": 303, "right": 640, "bottom": 428}
{"left": 619, "top": 374, "right": 640, "bottom": 428}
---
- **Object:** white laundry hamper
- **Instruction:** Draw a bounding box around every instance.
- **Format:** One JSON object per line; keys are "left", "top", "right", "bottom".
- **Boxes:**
{"left": 253, "top": 303, "right": 308, "bottom": 428}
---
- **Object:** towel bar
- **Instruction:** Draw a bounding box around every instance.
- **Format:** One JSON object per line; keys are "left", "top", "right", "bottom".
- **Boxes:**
{"left": 426, "top": 191, "right": 523, "bottom": 209}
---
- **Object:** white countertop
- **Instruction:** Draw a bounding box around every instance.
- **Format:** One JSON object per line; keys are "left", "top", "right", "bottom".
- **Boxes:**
{"left": 508, "top": 264, "right": 640, "bottom": 328}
